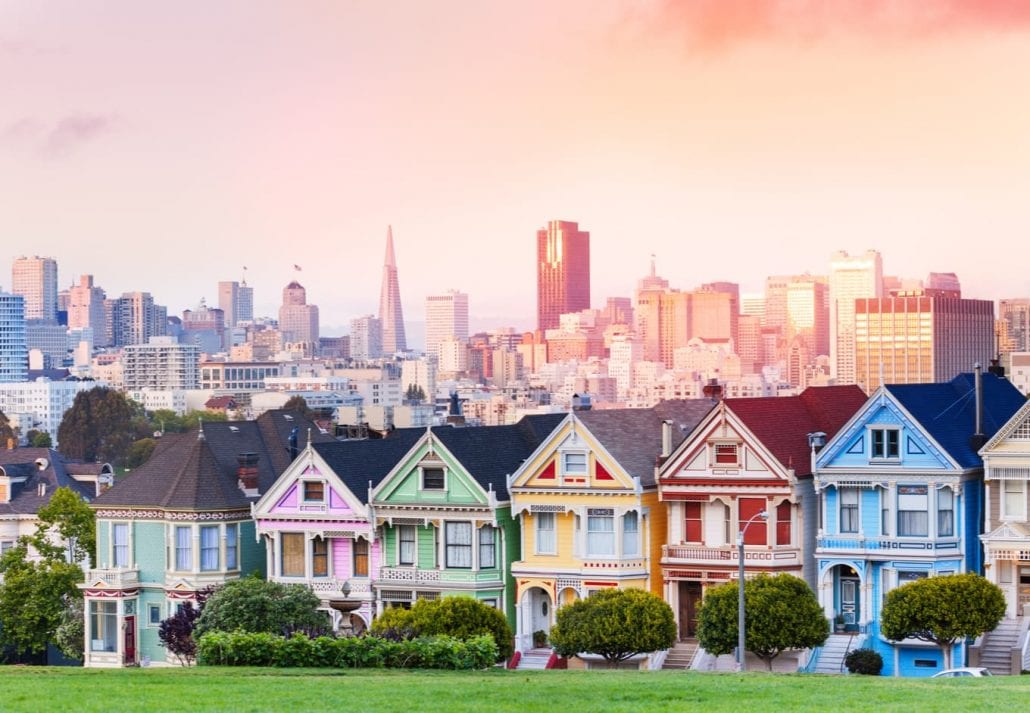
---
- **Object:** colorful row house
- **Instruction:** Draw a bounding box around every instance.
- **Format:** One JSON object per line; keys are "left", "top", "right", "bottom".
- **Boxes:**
{"left": 508, "top": 403, "right": 714, "bottom": 653}
{"left": 658, "top": 386, "right": 866, "bottom": 648}
{"left": 812, "top": 371, "right": 1024, "bottom": 676}
{"left": 81, "top": 411, "right": 328, "bottom": 667}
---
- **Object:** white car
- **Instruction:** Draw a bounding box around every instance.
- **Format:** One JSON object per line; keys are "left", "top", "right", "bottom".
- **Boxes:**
{"left": 931, "top": 667, "right": 993, "bottom": 678}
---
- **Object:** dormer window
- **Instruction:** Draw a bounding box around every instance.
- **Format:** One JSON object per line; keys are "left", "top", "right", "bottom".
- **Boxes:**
{"left": 422, "top": 468, "right": 445, "bottom": 490}
{"left": 303, "top": 481, "right": 324, "bottom": 502}
{"left": 871, "top": 429, "right": 900, "bottom": 459}
{"left": 714, "top": 443, "right": 739, "bottom": 466}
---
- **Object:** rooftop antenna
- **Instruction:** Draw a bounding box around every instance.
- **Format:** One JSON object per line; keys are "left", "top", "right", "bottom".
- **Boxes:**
{"left": 242, "top": 265, "right": 248, "bottom": 285}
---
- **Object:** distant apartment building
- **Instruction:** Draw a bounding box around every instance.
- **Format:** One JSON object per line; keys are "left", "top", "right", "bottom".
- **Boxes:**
{"left": 349, "top": 315, "right": 383, "bottom": 361}
{"left": 537, "top": 220, "right": 590, "bottom": 331}
{"left": 122, "top": 337, "right": 200, "bottom": 391}
{"left": 25, "top": 320, "right": 68, "bottom": 367}
{"left": 67, "top": 274, "right": 107, "bottom": 343}
{"left": 0, "top": 377, "right": 103, "bottom": 442}
{"left": 0, "top": 291, "right": 28, "bottom": 383}
{"left": 999, "top": 298, "right": 1030, "bottom": 354}
{"left": 1007, "top": 353, "right": 1030, "bottom": 397}
{"left": 218, "top": 279, "right": 254, "bottom": 328}
{"left": 400, "top": 358, "right": 436, "bottom": 404}
{"left": 11, "top": 256, "right": 58, "bottom": 322}
{"left": 108, "top": 292, "right": 167, "bottom": 347}
{"left": 181, "top": 300, "right": 226, "bottom": 355}
{"left": 425, "top": 290, "right": 469, "bottom": 359}
{"left": 199, "top": 360, "right": 282, "bottom": 392}
{"left": 854, "top": 293, "right": 994, "bottom": 391}
{"left": 635, "top": 281, "right": 734, "bottom": 368}
{"left": 278, "top": 281, "right": 319, "bottom": 344}
{"left": 829, "top": 250, "right": 883, "bottom": 384}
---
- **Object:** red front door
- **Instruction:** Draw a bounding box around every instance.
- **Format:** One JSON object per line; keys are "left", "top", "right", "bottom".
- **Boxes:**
{"left": 123, "top": 615, "right": 136, "bottom": 665}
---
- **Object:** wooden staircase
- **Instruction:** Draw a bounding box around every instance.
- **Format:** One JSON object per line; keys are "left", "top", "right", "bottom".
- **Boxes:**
{"left": 662, "top": 640, "right": 699, "bottom": 670}
{"left": 977, "top": 619, "right": 1022, "bottom": 675}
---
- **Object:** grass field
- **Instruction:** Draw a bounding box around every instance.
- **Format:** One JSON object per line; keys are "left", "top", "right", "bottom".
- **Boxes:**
{"left": 0, "top": 667, "right": 1025, "bottom": 712}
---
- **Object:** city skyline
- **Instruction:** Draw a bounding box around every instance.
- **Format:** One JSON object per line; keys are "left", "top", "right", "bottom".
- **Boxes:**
{"left": 4, "top": 2, "right": 1030, "bottom": 331}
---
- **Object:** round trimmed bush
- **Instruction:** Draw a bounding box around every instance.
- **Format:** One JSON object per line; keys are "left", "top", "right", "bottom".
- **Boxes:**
{"left": 844, "top": 647, "right": 883, "bottom": 675}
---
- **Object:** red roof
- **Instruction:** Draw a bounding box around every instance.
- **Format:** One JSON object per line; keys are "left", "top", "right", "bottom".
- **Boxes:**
{"left": 724, "top": 385, "right": 866, "bottom": 478}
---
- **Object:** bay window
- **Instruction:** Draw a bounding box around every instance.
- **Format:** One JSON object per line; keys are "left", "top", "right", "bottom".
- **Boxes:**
{"left": 398, "top": 525, "right": 416, "bottom": 565}
{"left": 479, "top": 526, "right": 496, "bottom": 569}
{"left": 586, "top": 509, "right": 615, "bottom": 556}
{"left": 937, "top": 488, "right": 954, "bottom": 537}
{"left": 1002, "top": 479, "right": 1026, "bottom": 519}
{"left": 898, "top": 485, "right": 928, "bottom": 537}
{"left": 226, "top": 524, "right": 238, "bottom": 570}
{"left": 112, "top": 523, "right": 129, "bottom": 568}
{"left": 535, "top": 512, "right": 556, "bottom": 554}
{"left": 175, "top": 525, "right": 192, "bottom": 571}
{"left": 200, "top": 525, "right": 219, "bottom": 571}
{"left": 445, "top": 522, "right": 472, "bottom": 568}
{"left": 353, "top": 538, "right": 369, "bottom": 576}
{"left": 89, "top": 600, "right": 118, "bottom": 653}
{"left": 684, "top": 502, "right": 703, "bottom": 543}
{"left": 312, "top": 537, "right": 328, "bottom": 577}
{"left": 281, "top": 533, "right": 305, "bottom": 577}
{"left": 839, "top": 488, "right": 859, "bottom": 534}
{"left": 623, "top": 512, "right": 639, "bottom": 557}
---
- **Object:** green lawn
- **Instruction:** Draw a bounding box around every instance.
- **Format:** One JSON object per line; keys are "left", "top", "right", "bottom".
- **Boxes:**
{"left": 0, "top": 667, "right": 1025, "bottom": 712}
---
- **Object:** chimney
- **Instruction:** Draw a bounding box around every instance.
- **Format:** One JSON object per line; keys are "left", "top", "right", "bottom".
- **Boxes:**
{"left": 6, "top": 437, "right": 14, "bottom": 450}
{"left": 988, "top": 358, "right": 1005, "bottom": 379}
{"left": 661, "top": 420, "right": 674, "bottom": 459}
{"left": 702, "top": 378, "right": 723, "bottom": 402}
{"left": 970, "top": 363, "right": 987, "bottom": 452}
{"left": 237, "top": 452, "right": 260, "bottom": 496}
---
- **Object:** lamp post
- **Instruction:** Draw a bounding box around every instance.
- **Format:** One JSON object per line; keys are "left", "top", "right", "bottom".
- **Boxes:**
{"left": 737, "top": 510, "right": 768, "bottom": 671}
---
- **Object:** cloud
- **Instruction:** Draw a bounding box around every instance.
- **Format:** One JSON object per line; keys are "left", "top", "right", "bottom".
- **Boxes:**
{"left": 2, "top": 114, "right": 117, "bottom": 158}
{"left": 641, "top": 0, "right": 1030, "bottom": 53}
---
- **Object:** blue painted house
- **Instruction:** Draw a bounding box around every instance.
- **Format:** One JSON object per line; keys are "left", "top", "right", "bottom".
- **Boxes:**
{"left": 811, "top": 371, "right": 1024, "bottom": 676}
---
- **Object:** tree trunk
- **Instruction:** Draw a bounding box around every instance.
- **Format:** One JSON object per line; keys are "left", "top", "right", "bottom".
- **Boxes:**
{"left": 942, "top": 642, "right": 952, "bottom": 670}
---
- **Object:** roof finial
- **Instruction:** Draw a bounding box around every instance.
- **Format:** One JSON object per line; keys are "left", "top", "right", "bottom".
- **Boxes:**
{"left": 197, "top": 417, "right": 205, "bottom": 441}
{"left": 307, "top": 427, "right": 313, "bottom": 447}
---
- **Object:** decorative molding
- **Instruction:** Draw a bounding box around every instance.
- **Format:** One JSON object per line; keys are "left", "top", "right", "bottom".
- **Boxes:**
{"left": 94, "top": 509, "right": 249, "bottom": 522}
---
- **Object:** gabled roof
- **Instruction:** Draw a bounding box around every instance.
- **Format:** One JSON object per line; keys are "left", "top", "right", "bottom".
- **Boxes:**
{"left": 885, "top": 373, "right": 1024, "bottom": 469}
{"left": 0, "top": 447, "right": 95, "bottom": 514}
{"left": 93, "top": 410, "right": 331, "bottom": 511}
{"left": 312, "top": 428, "right": 425, "bottom": 504}
{"left": 576, "top": 401, "right": 716, "bottom": 486}
{"left": 725, "top": 385, "right": 867, "bottom": 478}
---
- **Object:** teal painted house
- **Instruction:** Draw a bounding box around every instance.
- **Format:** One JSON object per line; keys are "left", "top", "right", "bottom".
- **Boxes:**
{"left": 81, "top": 411, "right": 324, "bottom": 667}
{"left": 810, "top": 371, "right": 1024, "bottom": 676}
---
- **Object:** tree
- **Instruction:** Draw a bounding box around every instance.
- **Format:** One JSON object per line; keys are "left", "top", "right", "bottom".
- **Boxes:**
{"left": 159, "top": 602, "right": 201, "bottom": 666}
{"left": 282, "top": 395, "right": 316, "bottom": 421}
{"left": 0, "top": 408, "right": 14, "bottom": 446}
{"left": 54, "top": 596, "right": 85, "bottom": 661}
{"left": 125, "top": 437, "right": 157, "bottom": 469}
{"left": 696, "top": 573, "right": 829, "bottom": 671}
{"left": 57, "top": 387, "right": 144, "bottom": 465}
{"left": 371, "top": 596, "right": 514, "bottom": 661}
{"left": 30, "top": 486, "right": 96, "bottom": 566}
{"left": 404, "top": 384, "right": 426, "bottom": 404}
{"left": 193, "top": 576, "right": 326, "bottom": 638}
{"left": 880, "top": 573, "right": 1005, "bottom": 669}
{"left": 0, "top": 544, "right": 83, "bottom": 659}
{"left": 26, "top": 430, "right": 53, "bottom": 448}
{"left": 549, "top": 588, "right": 676, "bottom": 667}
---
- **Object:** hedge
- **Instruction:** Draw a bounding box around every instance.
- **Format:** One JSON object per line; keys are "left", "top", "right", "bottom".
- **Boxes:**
{"left": 196, "top": 631, "right": 498, "bottom": 670}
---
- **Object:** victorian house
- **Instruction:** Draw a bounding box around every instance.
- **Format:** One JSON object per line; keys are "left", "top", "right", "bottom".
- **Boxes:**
{"left": 657, "top": 386, "right": 865, "bottom": 649}
{"left": 812, "top": 371, "right": 1023, "bottom": 676}
{"left": 81, "top": 411, "right": 326, "bottom": 667}
{"left": 507, "top": 402, "right": 714, "bottom": 654}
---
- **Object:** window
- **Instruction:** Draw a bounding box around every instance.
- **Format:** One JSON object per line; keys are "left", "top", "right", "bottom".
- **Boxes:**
{"left": 899, "top": 570, "right": 928, "bottom": 585}
{"left": 200, "top": 525, "right": 219, "bottom": 571}
{"left": 303, "top": 481, "right": 324, "bottom": 502}
{"left": 445, "top": 522, "right": 472, "bottom": 568}
{"left": 684, "top": 502, "right": 703, "bottom": 543}
{"left": 113, "top": 523, "right": 129, "bottom": 568}
{"left": 353, "top": 538, "right": 369, "bottom": 576}
{"left": 422, "top": 468, "right": 445, "bottom": 489}
{"left": 776, "top": 501, "right": 792, "bottom": 545}
{"left": 312, "top": 537, "right": 328, "bottom": 577}
{"left": 89, "top": 600, "right": 118, "bottom": 652}
{"left": 482, "top": 598, "right": 498, "bottom": 609}
{"left": 881, "top": 489, "right": 890, "bottom": 536}
{"left": 398, "top": 525, "right": 416, "bottom": 565}
{"left": 175, "top": 526, "right": 192, "bottom": 571}
{"left": 871, "top": 428, "right": 900, "bottom": 459}
{"left": 0, "top": 541, "right": 13, "bottom": 556}
{"left": 479, "top": 527, "right": 496, "bottom": 569}
{"left": 714, "top": 443, "right": 738, "bottom": 465}
{"left": 562, "top": 452, "right": 587, "bottom": 475}
{"left": 587, "top": 509, "right": 615, "bottom": 556}
{"left": 281, "top": 533, "right": 305, "bottom": 577}
{"left": 623, "top": 512, "right": 639, "bottom": 556}
{"left": 148, "top": 604, "right": 162, "bottom": 626}
{"left": 839, "top": 489, "right": 859, "bottom": 534}
{"left": 225, "top": 524, "right": 238, "bottom": 570}
{"left": 535, "top": 512, "right": 556, "bottom": 554}
{"left": 898, "top": 485, "right": 929, "bottom": 537}
{"left": 1002, "top": 479, "right": 1026, "bottom": 519}
{"left": 937, "top": 488, "right": 954, "bottom": 537}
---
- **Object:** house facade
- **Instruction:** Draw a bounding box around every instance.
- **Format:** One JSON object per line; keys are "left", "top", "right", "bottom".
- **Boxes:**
{"left": 508, "top": 402, "right": 713, "bottom": 653}
{"left": 813, "top": 372, "right": 1024, "bottom": 676}
{"left": 657, "top": 386, "right": 866, "bottom": 642}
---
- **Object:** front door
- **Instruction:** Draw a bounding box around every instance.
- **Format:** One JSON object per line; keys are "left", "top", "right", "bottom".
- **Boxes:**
{"left": 679, "top": 582, "right": 702, "bottom": 639}
{"left": 123, "top": 615, "right": 136, "bottom": 665}
{"left": 839, "top": 576, "right": 859, "bottom": 629}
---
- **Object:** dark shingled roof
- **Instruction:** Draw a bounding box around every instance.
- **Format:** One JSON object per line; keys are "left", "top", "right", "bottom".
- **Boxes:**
{"left": 0, "top": 447, "right": 95, "bottom": 514}
{"left": 886, "top": 373, "right": 1024, "bottom": 469}
{"left": 726, "top": 385, "right": 868, "bottom": 478}
{"left": 313, "top": 428, "right": 426, "bottom": 504}
{"left": 576, "top": 401, "right": 717, "bottom": 486}
{"left": 93, "top": 410, "right": 332, "bottom": 511}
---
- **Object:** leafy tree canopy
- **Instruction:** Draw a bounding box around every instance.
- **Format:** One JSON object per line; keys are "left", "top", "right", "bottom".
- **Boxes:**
{"left": 26, "top": 430, "right": 53, "bottom": 448}
{"left": 0, "top": 544, "right": 83, "bottom": 658}
{"left": 880, "top": 573, "right": 1005, "bottom": 669}
{"left": 549, "top": 588, "right": 676, "bottom": 666}
{"left": 147, "top": 409, "right": 228, "bottom": 434}
{"left": 30, "top": 486, "right": 96, "bottom": 566}
{"left": 696, "top": 573, "right": 829, "bottom": 670}
{"left": 194, "top": 576, "right": 326, "bottom": 639}
{"left": 0, "top": 409, "right": 14, "bottom": 446}
{"left": 57, "top": 387, "right": 148, "bottom": 465}
{"left": 404, "top": 384, "right": 426, "bottom": 403}
{"left": 371, "top": 596, "right": 514, "bottom": 661}
{"left": 282, "top": 396, "right": 316, "bottom": 421}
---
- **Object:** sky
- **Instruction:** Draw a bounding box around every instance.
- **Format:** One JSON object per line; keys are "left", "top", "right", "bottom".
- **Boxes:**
{"left": 3, "top": 1, "right": 1030, "bottom": 343}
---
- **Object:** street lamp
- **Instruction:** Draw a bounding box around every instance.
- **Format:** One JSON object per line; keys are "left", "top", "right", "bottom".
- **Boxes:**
{"left": 737, "top": 510, "right": 768, "bottom": 671}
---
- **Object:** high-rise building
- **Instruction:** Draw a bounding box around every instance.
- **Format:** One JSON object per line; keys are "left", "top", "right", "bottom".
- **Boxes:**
{"left": 829, "top": 250, "right": 883, "bottom": 384}
{"left": 68, "top": 274, "right": 107, "bottom": 343}
{"left": 218, "top": 279, "right": 254, "bottom": 328}
{"left": 537, "top": 220, "right": 590, "bottom": 332}
{"left": 0, "top": 290, "right": 28, "bottom": 383}
{"left": 425, "top": 290, "right": 469, "bottom": 359}
{"left": 854, "top": 293, "right": 994, "bottom": 391}
{"left": 278, "top": 281, "right": 319, "bottom": 344}
{"left": 349, "top": 315, "right": 382, "bottom": 361}
{"left": 999, "top": 299, "right": 1030, "bottom": 354}
{"left": 181, "top": 299, "right": 227, "bottom": 354}
{"left": 108, "top": 292, "right": 167, "bottom": 347}
{"left": 11, "top": 256, "right": 58, "bottom": 322}
{"left": 925, "top": 272, "right": 961, "bottom": 298}
{"left": 784, "top": 276, "right": 829, "bottom": 359}
{"left": 122, "top": 337, "right": 200, "bottom": 391}
{"left": 378, "top": 226, "right": 407, "bottom": 354}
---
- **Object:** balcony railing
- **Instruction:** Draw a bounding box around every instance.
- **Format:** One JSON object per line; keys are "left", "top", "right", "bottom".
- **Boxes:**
{"left": 269, "top": 576, "right": 372, "bottom": 596}
{"left": 817, "top": 535, "right": 961, "bottom": 552}
{"left": 377, "top": 567, "right": 503, "bottom": 586}
{"left": 84, "top": 567, "right": 140, "bottom": 589}
{"left": 662, "top": 544, "right": 801, "bottom": 566}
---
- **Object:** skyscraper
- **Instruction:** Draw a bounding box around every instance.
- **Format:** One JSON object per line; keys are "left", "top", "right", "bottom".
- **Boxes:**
{"left": 11, "top": 255, "right": 58, "bottom": 322}
{"left": 378, "top": 226, "right": 407, "bottom": 354}
{"left": 108, "top": 292, "right": 167, "bottom": 347}
{"left": 68, "top": 274, "right": 107, "bottom": 341}
{"left": 537, "top": 220, "right": 590, "bottom": 332}
{"left": 999, "top": 298, "right": 1030, "bottom": 354}
{"left": 278, "top": 281, "right": 319, "bottom": 344}
{"left": 0, "top": 290, "right": 28, "bottom": 383}
{"left": 829, "top": 250, "right": 883, "bottom": 384}
{"left": 350, "top": 315, "right": 383, "bottom": 361}
{"left": 425, "top": 290, "right": 469, "bottom": 359}
{"left": 219, "top": 278, "right": 254, "bottom": 328}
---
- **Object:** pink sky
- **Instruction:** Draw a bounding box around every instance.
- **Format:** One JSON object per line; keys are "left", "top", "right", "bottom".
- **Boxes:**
{"left": 3, "top": 1, "right": 1030, "bottom": 339}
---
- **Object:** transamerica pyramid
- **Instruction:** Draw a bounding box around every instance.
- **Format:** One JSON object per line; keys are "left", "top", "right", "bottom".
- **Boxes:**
{"left": 378, "top": 225, "right": 407, "bottom": 354}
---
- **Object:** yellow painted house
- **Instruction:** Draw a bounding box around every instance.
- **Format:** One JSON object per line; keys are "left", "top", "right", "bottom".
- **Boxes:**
{"left": 507, "top": 401, "right": 714, "bottom": 653}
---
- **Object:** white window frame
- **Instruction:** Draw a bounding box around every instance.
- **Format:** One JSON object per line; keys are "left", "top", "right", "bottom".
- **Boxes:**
{"left": 937, "top": 487, "right": 954, "bottom": 537}
{"left": 1001, "top": 479, "right": 1027, "bottom": 520}
{"left": 302, "top": 480, "right": 326, "bottom": 503}
{"left": 175, "top": 525, "right": 192, "bottom": 571}
{"left": 398, "top": 525, "right": 417, "bottom": 566}
{"left": 897, "top": 485, "right": 929, "bottom": 537}
{"left": 89, "top": 600, "right": 118, "bottom": 653}
{"left": 148, "top": 603, "right": 163, "bottom": 627}
{"left": 200, "top": 525, "right": 220, "bottom": 572}
{"left": 586, "top": 509, "right": 615, "bottom": 557}
{"left": 535, "top": 512, "right": 556, "bottom": 555}
{"left": 420, "top": 466, "right": 446, "bottom": 491}
{"left": 623, "top": 512, "right": 639, "bottom": 557}
{"left": 870, "top": 427, "right": 901, "bottom": 460}
{"left": 479, "top": 526, "right": 496, "bottom": 569}
{"left": 561, "top": 451, "right": 588, "bottom": 478}
{"left": 712, "top": 442, "right": 740, "bottom": 467}
{"left": 839, "top": 488, "right": 859, "bottom": 534}
{"left": 445, "top": 521, "right": 473, "bottom": 569}
{"left": 225, "top": 523, "right": 239, "bottom": 571}
{"left": 112, "top": 522, "right": 130, "bottom": 568}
